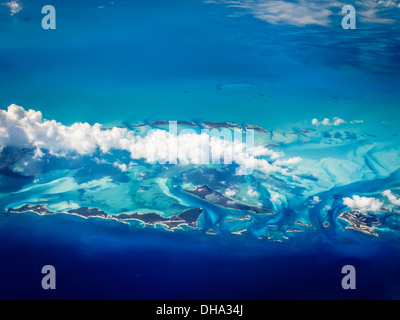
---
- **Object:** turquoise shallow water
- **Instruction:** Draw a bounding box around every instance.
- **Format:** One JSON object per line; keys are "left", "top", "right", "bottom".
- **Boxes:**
{"left": 1, "top": 0, "right": 400, "bottom": 299}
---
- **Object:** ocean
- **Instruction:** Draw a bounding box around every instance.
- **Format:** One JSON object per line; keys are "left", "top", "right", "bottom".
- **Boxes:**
{"left": 1, "top": 0, "right": 400, "bottom": 299}
{"left": 2, "top": 211, "right": 400, "bottom": 299}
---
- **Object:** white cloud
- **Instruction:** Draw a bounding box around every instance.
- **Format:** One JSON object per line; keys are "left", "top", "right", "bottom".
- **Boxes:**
{"left": 274, "top": 156, "right": 302, "bottom": 166}
{"left": 377, "top": 0, "right": 400, "bottom": 7}
{"left": 382, "top": 190, "right": 400, "bottom": 206}
{"left": 307, "top": 195, "right": 320, "bottom": 207}
{"left": 224, "top": 188, "right": 237, "bottom": 197}
{"left": 247, "top": 187, "right": 259, "bottom": 197}
{"left": 310, "top": 117, "right": 367, "bottom": 127}
{"left": 0, "top": 104, "right": 302, "bottom": 177}
{"left": 220, "top": 0, "right": 339, "bottom": 26}
{"left": 235, "top": 156, "right": 291, "bottom": 175}
{"left": 249, "top": 145, "right": 283, "bottom": 159}
{"left": 322, "top": 118, "right": 331, "bottom": 126}
{"left": 312, "top": 196, "right": 320, "bottom": 203}
{"left": 343, "top": 195, "right": 383, "bottom": 212}
{"left": 214, "top": 0, "right": 399, "bottom": 26}
{"left": 113, "top": 161, "right": 128, "bottom": 172}
{"left": 359, "top": 8, "right": 395, "bottom": 24}
{"left": 2, "top": 0, "right": 22, "bottom": 15}
{"left": 312, "top": 117, "right": 348, "bottom": 126}
{"left": 333, "top": 117, "right": 346, "bottom": 126}
{"left": 357, "top": 0, "right": 397, "bottom": 23}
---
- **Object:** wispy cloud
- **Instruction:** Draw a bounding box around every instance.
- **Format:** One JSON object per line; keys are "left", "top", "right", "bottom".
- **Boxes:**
{"left": 245, "top": 0, "right": 335, "bottom": 26}
{"left": 376, "top": 0, "right": 400, "bottom": 8}
{"left": 382, "top": 190, "right": 400, "bottom": 205}
{"left": 358, "top": 8, "right": 395, "bottom": 23}
{"left": 357, "top": 0, "right": 398, "bottom": 23}
{"left": 211, "top": 0, "right": 342, "bottom": 26}
{"left": 210, "top": 0, "right": 399, "bottom": 26}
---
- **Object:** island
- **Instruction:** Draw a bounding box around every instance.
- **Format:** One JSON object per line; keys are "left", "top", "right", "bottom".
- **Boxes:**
{"left": 115, "top": 208, "right": 203, "bottom": 230}
{"left": 184, "top": 185, "right": 274, "bottom": 214}
{"left": 6, "top": 204, "right": 203, "bottom": 230}
{"left": 299, "top": 129, "right": 313, "bottom": 134}
{"left": 6, "top": 204, "right": 53, "bottom": 215}
{"left": 245, "top": 124, "right": 268, "bottom": 133}
{"left": 68, "top": 207, "right": 107, "bottom": 218}
{"left": 201, "top": 122, "right": 243, "bottom": 131}
{"left": 224, "top": 215, "right": 251, "bottom": 222}
{"left": 149, "top": 120, "right": 198, "bottom": 127}
{"left": 338, "top": 210, "right": 380, "bottom": 236}
{"left": 7, "top": 204, "right": 110, "bottom": 218}
{"left": 231, "top": 229, "right": 247, "bottom": 235}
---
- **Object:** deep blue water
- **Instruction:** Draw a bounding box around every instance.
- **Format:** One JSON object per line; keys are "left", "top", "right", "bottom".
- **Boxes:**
{"left": 1, "top": 212, "right": 400, "bottom": 299}
{"left": 1, "top": 0, "right": 400, "bottom": 300}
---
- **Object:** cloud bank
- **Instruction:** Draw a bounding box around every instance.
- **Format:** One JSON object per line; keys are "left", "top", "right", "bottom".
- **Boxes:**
{"left": 343, "top": 195, "right": 383, "bottom": 212}
{"left": 0, "top": 104, "right": 301, "bottom": 176}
